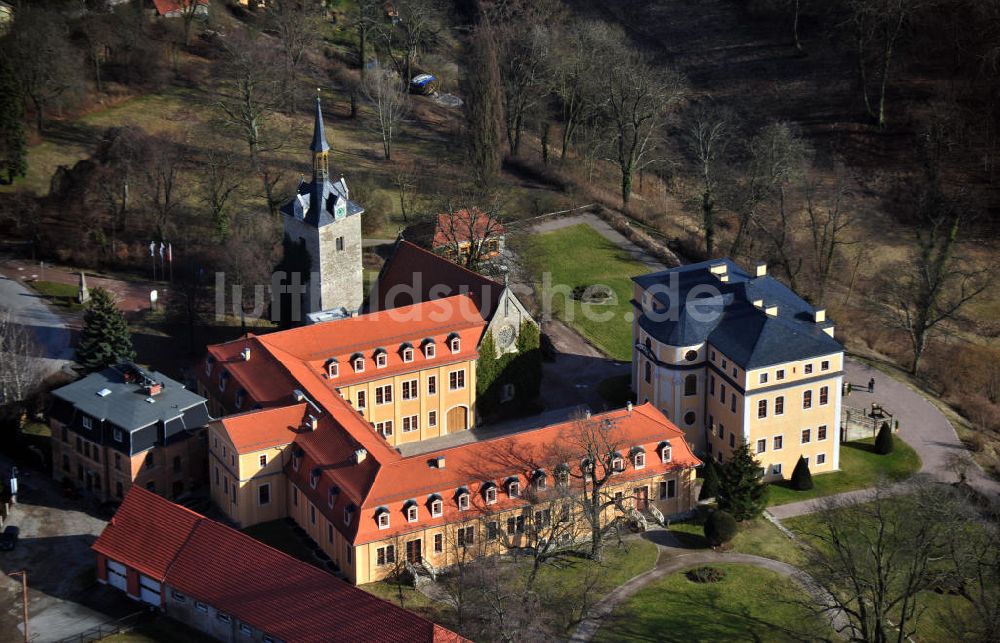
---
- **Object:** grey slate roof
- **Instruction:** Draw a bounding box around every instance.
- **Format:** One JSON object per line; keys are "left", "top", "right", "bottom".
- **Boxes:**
{"left": 310, "top": 96, "right": 330, "bottom": 153}
{"left": 280, "top": 177, "right": 364, "bottom": 228}
{"left": 51, "top": 364, "right": 209, "bottom": 431}
{"left": 633, "top": 259, "right": 842, "bottom": 369}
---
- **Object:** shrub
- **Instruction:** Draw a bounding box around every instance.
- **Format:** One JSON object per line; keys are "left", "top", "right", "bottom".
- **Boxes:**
{"left": 875, "top": 421, "right": 894, "bottom": 455}
{"left": 571, "top": 284, "right": 613, "bottom": 303}
{"left": 790, "top": 456, "right": 814, "bottom": 491}
{"left": 704, "top": 510, "right": 738, "bottom": 547}
{"left": 699, "top": 460, "right": 720, "bottom": 500}
{"left": 686, "top": 566, "right": 727, "bottom": 583}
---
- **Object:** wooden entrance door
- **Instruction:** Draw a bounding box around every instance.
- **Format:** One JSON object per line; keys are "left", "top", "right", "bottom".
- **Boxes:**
{"left": 406, "top": 539, "right": 422, "bottom": 564}
{"left": 447, "top": 406, "right": 468, "bottom": 433}
{"left": 633, "top": 486, "right": 649, "bottom": 511}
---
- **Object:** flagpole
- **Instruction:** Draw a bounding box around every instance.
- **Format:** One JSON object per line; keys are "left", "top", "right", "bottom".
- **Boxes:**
{"left": 150, "top": 241, "right": 156, "bottom": 281}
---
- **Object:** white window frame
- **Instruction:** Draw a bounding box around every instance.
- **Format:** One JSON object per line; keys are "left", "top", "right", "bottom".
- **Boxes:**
{"left": 759, "top": 372, "right": 768, "bottom": 384}
{"left": 756, "top": 438, "right": 767, "bottom": 453}
{"left": 375, "top": 385, "right": 393, "bottom": 405}
{"left": 402, "top": 415, "right": 419, "bottom": 433}
{"left": 772, "top": 463, "right": 782, "bottom": 475}
{"left": 633, "top": 453, "right": 645, "bottom": 469}
{"left": 450, "top": 337, "right": 461, "bottom": 353}
{"left": 376, "top": 353, "right": 387, "bottom": 368}
{"left": 660, "top": 446, "right": 672, "bottom": 464}
{"left": 259, "top": 454, "right": 267, "bottom": 467}
{"left": 428, "top": 375, "right": 437, "bottom": 395}
{"left": 378, "top": 511, "right": 390, "bottom": 529}
{"left": 757, "top": 399, "right": 767, "bottom": 419}
{"left": 424, "top": 343, "right": 436, "bottom": 359}
{"left": 485, "top": 486, "right": 497, "bottom": 504}
{"left": 407, "top": 505, "right": 418, "bottom": 522}
{"left": 430, "top": 499, "right": 443, "bottom": 517}
{"left": 428, "top": 410, "right": 437, "bottom": 427}
{"left": 801, "top": 428, "right": 812, "bottom": 444}
{"left": 402, "top": 379, "right": 418, "bottom": 400}
{"left": 402, "top": 347, "right": 414, "bottom": 363}
{"left": 817, "top": 453, "right": 827, "bottom": 465}
{"left": 773, "top": 434, "right": 783, "bottom": 450}
{"left": 611, "top": 457, "right": 625, "bottom": 473}
{"left": 327, "top": 361, "right": 338, "bottom": 378}
{"left": 82, "top": 416, "right": 93, "bottom": 430}
{"left": 818, "top": 424, "right": 828, "bottom": 441}
{"left": 775, "top": 395, "right": 784, "bottom": 416}
{"left": 776, "top": 369, "right": 785, "bottom": 380}
{"left": 458, "top": 493, "right": 470, "bottom": 511}
{"left": 353, "top": 358, "right": 365, "bottom": 372}
{"left": 449, "top": 369, "right": 466, "bottom": 390}
{"left": 507, "top": 480, "right": 520, "bottom": 498}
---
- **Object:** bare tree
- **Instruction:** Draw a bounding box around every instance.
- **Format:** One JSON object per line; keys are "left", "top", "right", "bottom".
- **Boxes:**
{"left": 177, "top": 0, "right": 204, "bottom": 47}
{"left": 2, "top": 6, "right": 82, "bottom": 133}
{"left": 805, "top": 171, "right": 857, "bottom": 304}
{"left": 845, "top": 0, "right": 930, "bottom": 128}
{"left": 217, "top": 30, "right": 287, "bottom": 215}
{"left": 96, "top": 127, "right": 146, "bottom": 259}
{"left": 268, "top": 0, "right": 324, "bottom": 105}
{"left": 376, "top": 0, "right": 443, "bottom": 86}
{"left": 200, "top": 148, "right": 242, "bottom": 242}
{"left": 550, "top": 20, "right": 612, "bottom": 161}
{"left": 885, "top": 199, "right": 987, "bottom": 374}
{"left": 601, "top": 45, "right": 687, "bottom": 208}
{"left": 0, "top": 308, "right": 42, "bottom": 405}
{"left": 798, "top": 482, "right": 971, "bottom": 642}
{"left": 144, "top": 136, "right": 188, "bottom": 240}
{"left": 942, "top": 506, "right": 1000, "bottom": 641}
{"left": 352, "top": 0, "right": 381, "bottom": 81}
{"left": 436, "top": 192, "right": 506, "bottom": 271}
{"left": 362, "top": 68, "right": 409, "bottom": 161}
{"left": 393, "top": 169, "right": 418, "bottom": 222}
{"left": 683, "top": 103, "right": 736, "bottom": 257}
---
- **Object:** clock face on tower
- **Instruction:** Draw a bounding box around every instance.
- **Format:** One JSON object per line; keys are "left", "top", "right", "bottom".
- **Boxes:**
{"left": 496, "top": 324, "right": 516, "bottom": 349}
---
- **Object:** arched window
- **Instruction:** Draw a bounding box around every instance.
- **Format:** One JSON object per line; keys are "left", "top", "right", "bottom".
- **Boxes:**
{"left": 684, "top": 374, "right": 697, "bottom": 396}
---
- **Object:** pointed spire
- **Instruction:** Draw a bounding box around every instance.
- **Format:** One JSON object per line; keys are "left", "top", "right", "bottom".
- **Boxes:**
{"left": 310, "top": 91, "right": 330, "bottom": 153}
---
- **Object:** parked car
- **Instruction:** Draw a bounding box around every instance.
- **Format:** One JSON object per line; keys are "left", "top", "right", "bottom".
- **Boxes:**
{"left": 0, "top": 525, "right": 19, "bottom": 551}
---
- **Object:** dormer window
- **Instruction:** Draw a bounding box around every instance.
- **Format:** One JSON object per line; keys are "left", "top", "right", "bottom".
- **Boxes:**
{"left": 448, "top": 333, "right": 461, "bottom": 353}
{"left": 401, "top": 344, "right": 414, "bottom": 362}
{"left": 660, "top": 441, "right": 672, "bottom": 464}
{"left": 405, "top": 501, "right": 419, "bottom": 523}
{"left": 581, "top": 457, "right": 594, "bottom": 480}
{"left": 507, "top": 478, "right": 520, "bottom": 498}
{"left": 424, "top": 340, "right": 436, "bottom": 359}
{"left": 326, "top": 359, "right": 339, "bottom": 378}
{"left": 234, "top": 388, "right": 246, "bottom": 410}
{"left": 352, "top": 354, "right": 365, "bottom": 372}
{"left": 429, "top": 495, "right": 443, "bottom": 517}
{"left": 457, "top": 490, "right": 470, "bottom": 511}
{"left": 376, "top": 507, "right": 389, "bottom": 529}
{"left": 375, "top": 349, "right": 387, "bottom": 368}
{"left": 611, "top": 454, "right": 625, "bottom": 473}
{"left": 292, "top": 447, "right": 303, "bottom": 472}
{"left": 218, "top": 370, "right": 229, "bottom": 393}
{"left": 344, "top": 504, "right": 356, "bottom": 526}
{"left": 483, "top": 483, "right": 497, "bottom": 504}
{"left": 555, "top": 464, "right": 570, "bottom": 487}
{"left": 633, "top": 451, "right": 646, "bottom": 469}
{"left": 328, "top": 485, "right": 340, "bottom": 508}
{"left": 533, "top": 470, "right": 547, "bottom": 490}
{"left": 309, "top": 467, "right": 321, "bottom": 489}
{"left": 205, "top": 356, "right": 214, "bottom": 376}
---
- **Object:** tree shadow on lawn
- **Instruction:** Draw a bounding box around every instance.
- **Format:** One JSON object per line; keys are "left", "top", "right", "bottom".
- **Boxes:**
{"left": 598, "top": 574, "right": 826, "bottom": 643}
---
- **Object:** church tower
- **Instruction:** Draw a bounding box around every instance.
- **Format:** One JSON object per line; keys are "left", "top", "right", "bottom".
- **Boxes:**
{"left": 280, "top": 96, "right": 365, "bottom": 322}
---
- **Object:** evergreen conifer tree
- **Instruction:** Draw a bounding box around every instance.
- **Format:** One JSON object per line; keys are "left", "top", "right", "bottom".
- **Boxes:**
{"left": 790, "top": 455, "right": 814, "bottom": 491}
{"left": 716, "top": 442, "right": 768, "bottom": 521}
{"left": 0, "top": 56, "right": 27, "bottom": 184}
{"left": 699, "top": 459, "right": 720, "bottom": 500}
{"left": 875, "top": 421, "right": 894, "bottom": 455}
{"left": 76, "top": 287, "right": 135, "bottom": 373}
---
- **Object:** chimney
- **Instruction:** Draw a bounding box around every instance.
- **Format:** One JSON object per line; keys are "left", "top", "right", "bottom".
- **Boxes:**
{"left": 626, "top": 401, "right": 633, "bottom": 415}
{"left": 435, "top": 456, "right": 446, "bottom": 469}
{"left": 813, "top": 308, "right": 826, "bottom": 323}
{"left": 754, "top": 261, "right": 767, "bottom": 278}
{"left": 293, "top": 389, "right": 306, "bottom": 402}
{"left": 765, "top": 305, "right": 778, "bottom": 317}
{"left": 146, "top": 382, "right": 163, "bottom": 397}
{"left": 353, "top": 448, "right": 368, "bottom": 464}
{"left": 241, "top": 347, "right": 251, "bottom": 361}
{"left": 585, "top": 409, "right": 592, "bottom": 419}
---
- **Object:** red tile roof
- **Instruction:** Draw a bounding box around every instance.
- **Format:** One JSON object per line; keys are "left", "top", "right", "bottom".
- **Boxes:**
{"left": 152, "top": 0, "right": 207, "bottom": 16}
{"left": 94, "top": 488, "right": 465, "bottom": 643}
{"left": 432, "top": 208, "right": 505, "bottom": 248}
{"left": 217, "top": 403, "right": 311, "bottom": 454}
{"left": 92, "top": 486, "right": 200, "bottom": 580}
{"left": 371, "top": 240, "right": 503, "bottom": 317}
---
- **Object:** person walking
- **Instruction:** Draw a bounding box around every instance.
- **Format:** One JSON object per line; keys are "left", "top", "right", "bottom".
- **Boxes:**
{"left": 868, "top": 377, "right": 875, "bottom": 393}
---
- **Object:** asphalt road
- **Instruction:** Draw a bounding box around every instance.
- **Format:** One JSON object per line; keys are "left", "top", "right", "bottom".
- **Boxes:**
{"left": 0, "top": 269, "right": 74, "bottom": 377}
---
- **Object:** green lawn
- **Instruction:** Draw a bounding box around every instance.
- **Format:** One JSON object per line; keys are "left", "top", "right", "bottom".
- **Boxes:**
{"left": 242, "top": 519, "right": 316, "bottom": 565}
{"left": 767, "top": 437, "right": 921, "bottom": 506}
{"left": 593, "top": 563, "right": 833, "bottom": 642}
{"left": 529, "top": 224, "right": 648, "bottom": 361}
{"left": 669, "top": 509, "right": 805, "bottom": 567}
{"left": 29, "top": 280, "right": 85, "bottom": 311}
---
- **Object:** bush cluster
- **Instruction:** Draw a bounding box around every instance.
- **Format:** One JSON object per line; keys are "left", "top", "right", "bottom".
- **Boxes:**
{"left": 686, "top": 566, "right": 727, "bottom": 584}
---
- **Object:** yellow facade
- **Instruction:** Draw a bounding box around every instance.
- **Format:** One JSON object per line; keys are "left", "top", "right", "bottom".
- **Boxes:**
{"left": 286, "top": 467, "right": 697, "bottom": 585}
{"left": 208, "top": 425, "right": 290, "bottom": 528}
{"left": 337, "top": 360, "right": 477, "bottom": 447}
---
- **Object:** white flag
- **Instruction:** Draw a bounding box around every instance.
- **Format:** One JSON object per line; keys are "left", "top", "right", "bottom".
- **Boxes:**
{"left": 149, "top": 241, "right": 155, "bottom": 257}
{"left": 159, "top": 242, "right": 165, "bottom": 258}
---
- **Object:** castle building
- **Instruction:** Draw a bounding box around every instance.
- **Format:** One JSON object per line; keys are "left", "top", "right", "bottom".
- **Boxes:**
{"left": 49, "top": 363, "right": 210, "bottom": 502}
{"left": 280, "top": 97, "right": 365, "bottom": 320}
{"left": 631, "top": 259, "right": 844, "bottom": 480}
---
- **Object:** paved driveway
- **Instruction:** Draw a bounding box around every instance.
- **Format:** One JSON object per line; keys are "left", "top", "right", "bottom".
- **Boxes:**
{"left": 0, "top": 269, "right": 74, "bottom": 378}
{"left": 0, "top": 458, "right": 135, "bottom": 642}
